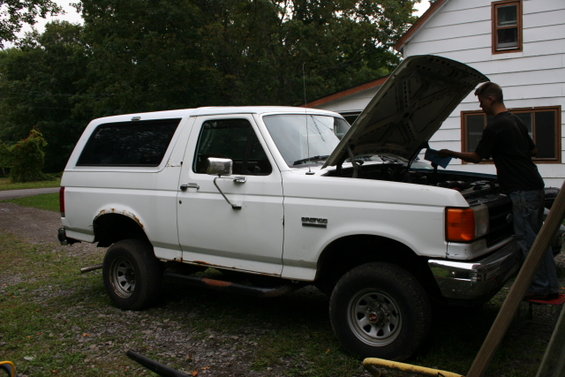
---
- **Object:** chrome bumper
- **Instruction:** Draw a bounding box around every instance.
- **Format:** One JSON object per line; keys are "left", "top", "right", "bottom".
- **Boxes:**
{"left": 428, "top": 241, "right": 520, "bottom": 301}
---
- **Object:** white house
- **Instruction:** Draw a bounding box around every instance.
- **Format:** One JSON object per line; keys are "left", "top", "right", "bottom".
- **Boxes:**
{"left": 309, "top": 0, "right": 564, "bottom": 187}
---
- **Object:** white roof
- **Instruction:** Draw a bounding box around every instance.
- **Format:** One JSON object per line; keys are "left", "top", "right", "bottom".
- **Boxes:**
{"left": 91, "top": 106, "right": 341, "bottom": 124}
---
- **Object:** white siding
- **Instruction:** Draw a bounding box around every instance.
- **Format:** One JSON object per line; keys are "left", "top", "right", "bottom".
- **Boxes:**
{"left": 316, "top": 87, "right": 381, "bottom": 114}
{"left": 404, "top": 0, "right": 565, "bottom": 187}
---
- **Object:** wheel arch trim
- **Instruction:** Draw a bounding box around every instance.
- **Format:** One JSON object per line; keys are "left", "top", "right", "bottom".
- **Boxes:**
{"left": 93, "top": 208, "right": 149, "bottom": 246}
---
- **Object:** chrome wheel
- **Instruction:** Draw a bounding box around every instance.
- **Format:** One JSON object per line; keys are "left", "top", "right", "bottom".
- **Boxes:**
{"left": 348, "top": 289, "right": 401, "bottom": 346}
{"left": 103, "top": 239, "right": 162, "bottom": 310}
{"left": 109, "top": 256, "right": 136, "bottom": 298}
{"left": 329, "top": 262, "right": 431, "bottom": 359}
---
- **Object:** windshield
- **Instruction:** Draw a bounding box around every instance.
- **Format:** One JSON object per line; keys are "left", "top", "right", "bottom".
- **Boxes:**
{"left": 263, "top": 114, "right": 350, "bottom": 167}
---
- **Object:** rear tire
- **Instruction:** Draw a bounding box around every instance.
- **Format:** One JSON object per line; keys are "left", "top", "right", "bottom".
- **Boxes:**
{"left": 329, "top": 262, "right": 431, "bottom": 360}
{"left": 103, "top": 238, "right": 162, "bottom": 310}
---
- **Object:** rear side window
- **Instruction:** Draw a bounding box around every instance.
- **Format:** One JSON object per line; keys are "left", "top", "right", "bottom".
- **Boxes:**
{"left": 77, "top": 119, "right": 181, "bottom": 166}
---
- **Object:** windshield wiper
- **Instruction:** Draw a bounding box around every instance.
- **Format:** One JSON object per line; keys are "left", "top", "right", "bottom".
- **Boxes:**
{"left": 293, "top": 155, "right": 330, "bottom": 166}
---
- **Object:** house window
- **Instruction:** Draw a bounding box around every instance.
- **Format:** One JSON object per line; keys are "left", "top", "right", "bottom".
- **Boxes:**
{"left": 462, "top": 107, "right": 561, "bottom": 162}
{"left": 492, "top": 0, "right": 522, "bottom": 53}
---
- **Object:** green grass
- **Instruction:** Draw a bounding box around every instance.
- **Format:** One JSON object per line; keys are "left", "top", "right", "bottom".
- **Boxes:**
{"left": 1, "top": 194, "right": 562, "bottom": 376}
{"left": 0, "top": 232, "right": 366, "bottom": 377}
{"left": 0, "top": 228, "right": 558, "bottom": 377}
{"left": 0, "top": 234, "right": 108, "bottom": 377}
{"left": 0, "top": 177, "right": 60, "bottom": 191}
{"left": 0, "top": 175, "right": 60, "bottom": 212}
{"left": 4, "top": 192, "right": 60, "bottom": 212}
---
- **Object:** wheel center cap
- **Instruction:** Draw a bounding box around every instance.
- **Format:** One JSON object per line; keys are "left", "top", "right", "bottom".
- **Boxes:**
{"left": 368, "top": 312, "right": 380, "bottom": 323}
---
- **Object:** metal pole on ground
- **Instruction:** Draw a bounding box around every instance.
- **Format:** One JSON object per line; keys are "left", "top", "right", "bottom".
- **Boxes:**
{"left": 535, "top": 303, "right": 565, "bottom": 377}
{"left": 466, "top": 182, "right": 565, "bottom": 377}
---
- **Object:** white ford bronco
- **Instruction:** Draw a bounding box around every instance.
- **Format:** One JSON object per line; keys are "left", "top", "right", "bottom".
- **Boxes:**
{"left": 58, "top": 55, "right": 521, "bottom": 360}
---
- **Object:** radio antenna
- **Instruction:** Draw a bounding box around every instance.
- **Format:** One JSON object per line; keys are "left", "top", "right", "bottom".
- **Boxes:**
{"left": 303, "top": 63, "right": 314, "bottom": 175}
{"left": 302, "top": 62, "right": 308, "bottom": 106}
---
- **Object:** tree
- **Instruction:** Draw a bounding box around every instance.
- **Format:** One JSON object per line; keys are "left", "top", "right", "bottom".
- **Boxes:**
{"left": 0, "top": 0, "right": 61, "bottom": 47}
{"left": 79, "top": 0, "right": 418, "bottom": 110}
{"left": 0, "top": 0, "right": 419, "bottom": 173}
{"left": 8, "top": 128, "right": 48, "bottom": 182}
{"left": 268, "top": 0, "right": 417, "bottom": 103}
{"left": 0, "top": 140, "right": 10, "bottom": 176}
{"left": 0, "top": 21, "right": 89, "bottom": 171}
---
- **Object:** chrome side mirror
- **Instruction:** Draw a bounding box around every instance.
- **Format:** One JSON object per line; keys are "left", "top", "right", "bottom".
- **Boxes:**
{"left": 207, "top": 157, "right": 233, "bottom": 176}
{"left": 207, "top": 157, "right": 241, "bottom": 210}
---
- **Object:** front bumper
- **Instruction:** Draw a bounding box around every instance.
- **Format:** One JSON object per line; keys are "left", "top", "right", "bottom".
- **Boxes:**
{"left": 428, "top": 240, "right": 520, "bottom": 301}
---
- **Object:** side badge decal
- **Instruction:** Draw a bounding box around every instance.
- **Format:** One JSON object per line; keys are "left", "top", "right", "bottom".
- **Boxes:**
{"left": 301, "top": 217, "right": 328, "bottom": 228}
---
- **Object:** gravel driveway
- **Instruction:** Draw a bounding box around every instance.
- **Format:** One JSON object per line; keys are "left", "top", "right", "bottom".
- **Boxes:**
{"left": 1, "top": 201, "right": 563, "bottom": 377}
{"left": 0, "top": 201, "right": 368, "bottom": 377}
{"left": 0, "top": 187, "right": 59, "bottom": 201}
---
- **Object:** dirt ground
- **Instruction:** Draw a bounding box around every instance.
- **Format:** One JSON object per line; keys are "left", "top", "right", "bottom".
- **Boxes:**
{"left": 1, "top": 202, "right": 357, "bottom": 377}
{"left": 1, "top": 201, "right": 564, "bottom": 377}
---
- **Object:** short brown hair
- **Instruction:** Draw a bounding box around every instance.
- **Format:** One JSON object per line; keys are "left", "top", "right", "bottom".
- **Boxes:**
{"left": 474, "top": 82, "right": 503, "bottom": 103}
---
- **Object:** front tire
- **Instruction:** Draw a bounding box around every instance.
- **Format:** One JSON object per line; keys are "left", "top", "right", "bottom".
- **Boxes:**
{"left": 103, "top": 238, "right": 162, "bottom": 310}
{"left": 329, "top": 262, "right": 431, "bottom": 360}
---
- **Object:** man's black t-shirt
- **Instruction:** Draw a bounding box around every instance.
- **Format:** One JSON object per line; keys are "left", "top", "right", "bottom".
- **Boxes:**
{"left": 474, "top": 111, "right": 544, "bottom": 193}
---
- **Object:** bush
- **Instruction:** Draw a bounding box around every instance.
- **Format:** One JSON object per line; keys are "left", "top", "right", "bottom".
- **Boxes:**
{"left": 0, "top": 141, "right": 11, "bottom": 177}
{"left": 9, "top": 129, "right": 49, "bottom": 182}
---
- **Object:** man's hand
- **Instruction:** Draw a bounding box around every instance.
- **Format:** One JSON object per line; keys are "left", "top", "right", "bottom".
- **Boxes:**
{"left": 438, "top": 149, "right": 482, "bottom": 163}
{"left": 438, "top": 149, "right": 453, "bottom": 157}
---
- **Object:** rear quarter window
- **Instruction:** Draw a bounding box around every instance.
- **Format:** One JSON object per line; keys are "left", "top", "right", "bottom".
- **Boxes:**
{"left": 76, "top": 119, "right": 181, "bottom": 166}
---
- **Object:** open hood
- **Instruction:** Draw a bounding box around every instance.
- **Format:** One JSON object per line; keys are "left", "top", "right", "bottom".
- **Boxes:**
{"left": 323, "top": 55, "right": 488, "bottom": 168}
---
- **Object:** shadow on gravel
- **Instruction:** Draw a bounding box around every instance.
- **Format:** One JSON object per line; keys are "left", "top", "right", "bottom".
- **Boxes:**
{"left": 159, "top": 276, "right": 330, "bottom": 328}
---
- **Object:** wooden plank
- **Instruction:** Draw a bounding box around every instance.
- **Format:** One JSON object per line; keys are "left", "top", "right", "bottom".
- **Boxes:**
{"left": 466, "top": 181, "right": 565, "bottom": 377}
{"left": 535, "top": 304, "right": 565, "bottom": 377}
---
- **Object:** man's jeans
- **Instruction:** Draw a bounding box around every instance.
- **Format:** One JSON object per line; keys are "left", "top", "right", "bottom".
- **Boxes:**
{"left": 509, "top": 190, "right": 560, "bottom": 295}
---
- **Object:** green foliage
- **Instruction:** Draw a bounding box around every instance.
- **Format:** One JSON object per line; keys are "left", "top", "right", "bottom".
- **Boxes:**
{"left": 0, "top": 0, "right": 61, "bottom": 46}
{"left": 0, "top": 140, "right": 11, "bottom": 175}
{"left": 0, "top": 0, "right": 419, "bottom": 172}
{"left": 0, "top": 21, "right": 89, "bottom": 171}
{"left": 0, "top": 229, "right": 558, "bottom": 377}
{"left": 79, "top": 0, "right": 415, "bottom": 111}
{"left": 9, "top": 128, "right": 48, "bottom": 182}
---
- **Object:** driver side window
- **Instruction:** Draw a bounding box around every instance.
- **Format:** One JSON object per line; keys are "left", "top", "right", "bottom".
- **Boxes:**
{"left": 193, "top": 119, "right": 272, "bottom": 175}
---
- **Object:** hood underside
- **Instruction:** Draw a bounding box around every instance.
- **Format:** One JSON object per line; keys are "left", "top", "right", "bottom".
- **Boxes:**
{"left": 323, "top": 55, "right": 489, "bottom": 168}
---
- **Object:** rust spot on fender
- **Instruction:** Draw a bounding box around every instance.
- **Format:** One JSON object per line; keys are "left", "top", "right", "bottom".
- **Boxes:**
{"left": 193, "top": 260, "right": 211, "bottom": 266}
{"left": 187, "top": 260, "right": 280, "bottom": 278}
{"left": 95, "top": 208, "right": 145, "bottom": 230}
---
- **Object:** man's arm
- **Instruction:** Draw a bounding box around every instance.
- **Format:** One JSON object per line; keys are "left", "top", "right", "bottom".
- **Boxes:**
{"left": 438, "top": 149, "right": 482, "bottom": 163}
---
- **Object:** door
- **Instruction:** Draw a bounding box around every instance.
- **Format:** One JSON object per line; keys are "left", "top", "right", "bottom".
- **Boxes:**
{"left": 177, "top": 115, "right": 284, "bottom": 275}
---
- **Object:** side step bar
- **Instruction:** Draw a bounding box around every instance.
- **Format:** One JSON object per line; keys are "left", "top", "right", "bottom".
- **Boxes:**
{"left": 163, "top": 271, "right": 297, "bottom": 298}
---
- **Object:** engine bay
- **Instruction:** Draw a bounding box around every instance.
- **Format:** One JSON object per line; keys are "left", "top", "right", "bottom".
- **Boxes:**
{"left": 325, "top": 162, "right": 501, "bottom": 204}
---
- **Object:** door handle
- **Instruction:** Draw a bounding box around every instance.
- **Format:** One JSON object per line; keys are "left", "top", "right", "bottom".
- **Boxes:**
{"left": 233, "top": 176, "right": 246, "bottom": 184}
{"left": 180, "top": 183, "right": 200, "bottom": 191}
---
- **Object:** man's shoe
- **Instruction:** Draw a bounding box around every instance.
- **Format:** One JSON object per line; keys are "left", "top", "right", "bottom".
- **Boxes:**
{"left": 524, "top": 292, "right": 560, "bottom": 301}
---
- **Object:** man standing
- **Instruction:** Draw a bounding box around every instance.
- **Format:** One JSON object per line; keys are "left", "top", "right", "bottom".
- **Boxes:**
{"left": 440, "top": 82, "right": 560, "bottom": 300}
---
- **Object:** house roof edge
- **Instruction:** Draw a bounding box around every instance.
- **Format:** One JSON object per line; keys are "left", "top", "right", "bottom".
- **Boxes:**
{"left": 395, "top": 0, "right": 449, "bottom": 52}
{"left": 304, "top": 77, "right": 388, "bottom": 108}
